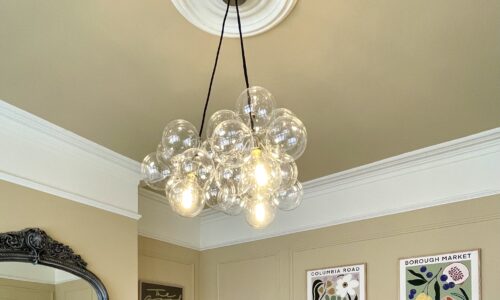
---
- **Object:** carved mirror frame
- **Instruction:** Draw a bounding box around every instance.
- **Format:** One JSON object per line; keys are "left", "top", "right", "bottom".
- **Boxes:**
{"left": 0, "top": 228, "right": 109, "bottom": 300}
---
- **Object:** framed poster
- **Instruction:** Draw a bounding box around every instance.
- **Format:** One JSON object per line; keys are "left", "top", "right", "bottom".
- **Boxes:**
{"left": 307, "top": 263, "right": 366, "bottom": 300}
{"left": 399, "top": 249, "right": 480, "bottom": 300}
{"left": 139, "top": 281, "right": 183, "bottom": 300}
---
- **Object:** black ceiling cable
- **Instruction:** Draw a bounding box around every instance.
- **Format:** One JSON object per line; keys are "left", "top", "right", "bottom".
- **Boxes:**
{"left": 235, "top": 0, "right": 255, "bottom": 130}
{"left": 235, "top": 0, "right": 250, "bottom": 90}
{"left": 198, "top": 0, "right": 231, "bottom": 138}
{"left": 198, "top": 0, "right": 254, "bottom": 137}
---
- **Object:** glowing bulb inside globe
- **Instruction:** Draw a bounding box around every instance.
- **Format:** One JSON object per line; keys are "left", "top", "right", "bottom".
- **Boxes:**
{"left": 245, "top": 199, "right": 276, "bottom": 229}
{"left": 255, "top": 162, "right": 269, "bottom": 187}
{"left": 181, "top": 187, "right": 194, "bottom": 209}
{"left": 168, "top": 174, "right": 205, "bottom": 217}
{"left": 242, "top": 148, "right": 281, "bottom": 194}
{"left": 254, "top": 202, "right": 266, "bottom": 222}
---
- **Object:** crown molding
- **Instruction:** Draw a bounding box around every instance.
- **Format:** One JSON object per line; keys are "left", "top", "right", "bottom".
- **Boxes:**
{"left": 199, "top": 190, "right": 500, "bottom": 250}
{"left": 198, "top": 128, "right": 500, "bottom": 249}
{"left": 171, "top": 0, "right": 297, "bottom": 38}
{"left": 0, "top": 100, "right": 141, "bottom": 220}
{"left": 2, "top": 100, "right": 499, "bottom": 248}
{"left": 137, "top": 127, "right": 500, "bottom": 250}
{"left": 302, "top": 127, "right": 500, "bottom": 197}
{"left": 138, "top": 188, "right": 201, "bottom": 250}
{"left": 0, "top": 101, "right": 139, "bottom": 173}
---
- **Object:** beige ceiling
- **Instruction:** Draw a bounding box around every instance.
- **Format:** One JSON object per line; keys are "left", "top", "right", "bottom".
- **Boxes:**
{"left": 1, "top": 0, "right": 499, "bottom": 181}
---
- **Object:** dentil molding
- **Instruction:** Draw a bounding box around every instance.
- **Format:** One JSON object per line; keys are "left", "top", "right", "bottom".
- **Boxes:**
{"left": 171, "top": 0, "right": 298, "bottom": 37}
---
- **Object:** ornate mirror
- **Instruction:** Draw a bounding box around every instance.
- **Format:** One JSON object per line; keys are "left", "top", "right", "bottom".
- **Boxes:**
{"left": 0, "top": 228, "right": 108, "bottom": 300}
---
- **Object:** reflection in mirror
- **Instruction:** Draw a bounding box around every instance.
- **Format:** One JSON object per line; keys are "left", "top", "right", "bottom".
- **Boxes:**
{"left": 0, "top": 262, "right": 98, "bottom": 300}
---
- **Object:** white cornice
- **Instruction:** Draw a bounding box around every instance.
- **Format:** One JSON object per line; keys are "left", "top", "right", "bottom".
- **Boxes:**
{"left": 302, "top": 127, "right": 500, "bottom": 197}
{"left": 138, "top": 127, "right": 500, "bottom": 250}
{"left": 2, "top": 100, "right": 499, "bottom": 248}
{"left": 197, "top": 128, "right": 500, "bottom": 249}
{"left": 171, "top": 0, "right": 297, "bottom": 38}
{"left": 0, "top": 100, "right": 141, "bottom": 220}
{"left": 0, "top": 101, "right": 139, "bottom": 173}
{"left": 138, "top": 188, "right": 201, "bottom": 250}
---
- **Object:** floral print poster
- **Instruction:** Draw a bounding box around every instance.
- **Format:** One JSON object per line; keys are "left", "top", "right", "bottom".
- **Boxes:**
{"left": 399, "top": 250, "right": 480, "bottom": 300}
{"left": 307, "top": 263, "right": 366, "bottom": 300}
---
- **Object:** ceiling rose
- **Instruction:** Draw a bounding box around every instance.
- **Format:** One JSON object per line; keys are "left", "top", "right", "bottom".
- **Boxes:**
{"left": 171, "top": 0, "right": 297, "bottom": 38}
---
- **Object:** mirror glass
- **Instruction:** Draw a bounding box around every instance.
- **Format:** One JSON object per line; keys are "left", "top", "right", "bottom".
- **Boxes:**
{"left": 0, "top": 262, "right": 98, "bottom": 300}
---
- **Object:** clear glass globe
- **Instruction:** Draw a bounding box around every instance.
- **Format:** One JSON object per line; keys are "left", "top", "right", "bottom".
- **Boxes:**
{"left": 242, "top": 187, "right": 273, "bottom": 203}
{"left": 165, "top": 154, "right": 183, "bottom": 191}
{"left": 210, "top": 119, "right": 254, "bottom": 167}
{"left": 215, "top": 164, "right": 247, "bottom": 196}
{"left": 265, "top": 114, "right": 307, "bottom": 162}
{"left": 204, "top": 179, "right": 221, "bottom": 209}
{"left": 236, "top": 86, "right": 276, "bottom": 136}
{"left": 272, "top": 108, "right": 295, "bottom": 120}
{"left": 279, "top": 161, "right": 298, "bottom": 190}
{"left": 161, "top": 119, "right": 200, "bottom": 161}
{"left": 178, "top": 148, "right": 215, "bottom": 188}
{"left": 218, "top": 189, "right": 246, "bottom": 216}
{"left": 245, "top": 199, "right": 276, "bottom": 229}
{"left": 141, "top": 152, "right": 175, "bottom": 191}
{"left": 206, "top": 110, "right": 240, "bottom": 139}
{"left": 168, "top": 175, "right": 205, "bottom": 217}
{"left": 156, "top": 144, "right": 170, "bottom": 166}
{"left": 272, "top": 181, "right": 303, "bottom": 211}
{"left": 200, "top": 140, "right": 217, "bottom": 162}
{"left": 241, "top": 148, "right": 282, "bottom": 194}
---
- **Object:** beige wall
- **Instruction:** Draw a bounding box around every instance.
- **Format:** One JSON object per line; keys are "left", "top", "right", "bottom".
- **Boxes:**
{"left": 4, "top": 178, "right": 497, "bottom": 300}
{"left": 0, "top": 278, "right": 54, "bottom": 300}
{"left": 139, "top": 236, "right": 199, "bottom": 300}
{"left": 198, "top": 195, "right": 500, "bottom": 300}
{"left": 0, "top": 180, "right": 138, "bottom": 300}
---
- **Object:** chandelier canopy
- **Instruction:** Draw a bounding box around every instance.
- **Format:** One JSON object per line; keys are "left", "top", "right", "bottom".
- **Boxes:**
{"left": 141, "top": 0, "right": 307, "bottom": 229}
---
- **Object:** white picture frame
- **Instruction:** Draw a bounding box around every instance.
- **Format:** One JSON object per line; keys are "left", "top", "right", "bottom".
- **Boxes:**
{"left": 306, "top": 263, "right": 366, "bottom": 300}
{"left": 399, "top": 249, "right": 481, "bottom": 300}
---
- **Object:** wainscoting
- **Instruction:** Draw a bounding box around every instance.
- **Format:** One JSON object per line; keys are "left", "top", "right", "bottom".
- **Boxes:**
{"left": 199, "top": 195, "right": 500, "bottom": 300}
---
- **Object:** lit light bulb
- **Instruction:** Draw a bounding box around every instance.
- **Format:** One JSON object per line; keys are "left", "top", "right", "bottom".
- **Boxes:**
{"left": 245, "top": 199, "right": 276, "bottom": 229}
{"left": 181, "top": 186, "right": 194, "bottom": 209}
{"left": 241, "top": 148, "right": 281, "bottom": 193}
{"left": 255, "top": 161, "right": 269, "bottom": 187}
{"left": 254, "top": 202, "right": 266, "bottom": 222}
{"left": 168, "top": 174, "right": 204, "bottom": 217}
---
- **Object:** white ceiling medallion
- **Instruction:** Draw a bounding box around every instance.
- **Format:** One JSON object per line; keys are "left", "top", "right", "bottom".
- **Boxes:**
{"left": 171, "top": 0, "right": 297, "bottom": 38}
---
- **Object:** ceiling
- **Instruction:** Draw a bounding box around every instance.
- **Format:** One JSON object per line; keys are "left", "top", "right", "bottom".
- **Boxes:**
{"left": 0, "top": 0, "right": 499, "bottom": 181}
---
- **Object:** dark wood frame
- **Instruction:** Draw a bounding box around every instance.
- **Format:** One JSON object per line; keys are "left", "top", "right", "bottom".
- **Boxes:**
{"left": 0, "top": 228, "right": 108, "bottom": 300}
{"left": 139, "top": 280, "right": 183, "bottom": 300}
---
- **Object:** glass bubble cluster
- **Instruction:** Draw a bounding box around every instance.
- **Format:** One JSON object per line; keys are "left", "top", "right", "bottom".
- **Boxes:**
{"left": 140, "top": 86, "right": 307, "bottom": 229}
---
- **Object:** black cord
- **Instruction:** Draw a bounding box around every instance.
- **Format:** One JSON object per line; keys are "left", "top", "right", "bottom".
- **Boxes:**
{"left": 235, "top": 0, "right": 250, "bottom": 89}
{"left": 198, "top": 0, "right": 231, "bottom": 138}
{"left": 198, "top": 0, "right": 255, "bottom": 136}
{"left": 235, "top": 0, "right": 255, "bottom": 130}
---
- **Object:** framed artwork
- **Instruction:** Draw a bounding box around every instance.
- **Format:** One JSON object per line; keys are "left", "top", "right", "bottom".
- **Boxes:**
{"left": 307, "top": 263, "right": 366, "bottom": 300}
{"left": 399, "top": 249, "right": 480, "bottom": 300}
{"left": 139, "top": 281, "right": 183, "bottom": 300}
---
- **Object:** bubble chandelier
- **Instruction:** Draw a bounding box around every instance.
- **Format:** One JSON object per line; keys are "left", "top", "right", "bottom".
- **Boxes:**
{"left": 141, "top": 0, "right": 307, "bottom": 229}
